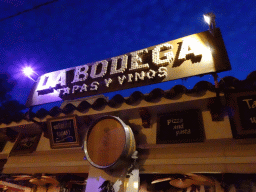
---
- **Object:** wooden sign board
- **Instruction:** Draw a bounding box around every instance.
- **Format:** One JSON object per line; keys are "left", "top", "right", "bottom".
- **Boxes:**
{"left": 47, "top": 115, "right": 80, "bottom": 148}
{"left": 157, "top": 110, "right": 204, "bottom": 144}
{"left": 226, "top": 91, "right": 256, "bottom": 138}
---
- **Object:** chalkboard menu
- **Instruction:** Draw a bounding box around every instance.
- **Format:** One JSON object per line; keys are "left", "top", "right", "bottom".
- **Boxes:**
{"left": 157, "top": 110, "right": 204, "bottom": 144}
{"left": 227, "top": 91, "right": 256, "bottom": 138}
{"left": 237, "top": 95, "right": 256, "bottom": 130}
{"left": 47, "top": 115, "right": 80, "bottom": 148}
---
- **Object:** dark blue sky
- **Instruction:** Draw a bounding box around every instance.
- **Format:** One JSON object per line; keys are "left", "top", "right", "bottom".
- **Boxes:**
{"left": 0, "top": 0, "right": 255, "bottom": 108}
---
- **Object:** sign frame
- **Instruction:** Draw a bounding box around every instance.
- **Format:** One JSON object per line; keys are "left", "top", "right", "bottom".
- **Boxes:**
{"left": 156, "top": 109, "right": 205, "bottom": 144}
{"left": 10, "top": 133, "right": 42, "bottom": 156}
{"left": 47, "top": 115, "right": 81, "bottom": 149}
{"left": 226, "top": 91, "right": 256, "bottom": 138}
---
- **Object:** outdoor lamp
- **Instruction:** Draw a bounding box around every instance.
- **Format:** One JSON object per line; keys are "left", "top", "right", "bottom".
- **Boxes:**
{"left": 22, "top": 66, "right": 39, "bottom": 82}
{"left": 204, "top": 12, "right": 216, "bottom": 33}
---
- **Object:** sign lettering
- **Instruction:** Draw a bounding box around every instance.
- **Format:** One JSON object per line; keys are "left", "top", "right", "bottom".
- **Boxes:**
{"left": 51, "top": 119, "right": 76, "bottom": 143}
{"left": 26, "top": 29, "right": 230, "bottom": 106}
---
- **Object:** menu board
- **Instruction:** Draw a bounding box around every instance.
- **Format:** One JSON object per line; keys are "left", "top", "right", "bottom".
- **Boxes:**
{"left": 157, "top": 110, "right": 204, "bottom": 144}
{"left": 47, "top": 115, "right": 80, "bottom": 148}
{"left": 237, "top": 95, "right": 256, "bottom": 130}
{"left": 51, "top": 119, "right": 76, "bottom": 143}
{"left": 227, "top": 91, "right": 256, "bottom": 138}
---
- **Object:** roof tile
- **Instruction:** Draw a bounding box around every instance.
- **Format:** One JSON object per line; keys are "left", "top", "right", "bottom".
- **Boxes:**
{"left": 2, "top": 72, "right": 256, "bottom": 125}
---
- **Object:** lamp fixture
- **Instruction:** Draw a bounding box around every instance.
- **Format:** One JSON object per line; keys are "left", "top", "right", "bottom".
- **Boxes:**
{"left": 22, "top": 66, "right": 39, "bottom": 82}
{"left": 204, "top": 12, "right": 216, "bottom": 35}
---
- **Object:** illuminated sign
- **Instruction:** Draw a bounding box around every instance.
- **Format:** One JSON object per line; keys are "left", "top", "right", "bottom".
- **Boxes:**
{"left": 26, "top": 28, "right": 230, "bottom": 106}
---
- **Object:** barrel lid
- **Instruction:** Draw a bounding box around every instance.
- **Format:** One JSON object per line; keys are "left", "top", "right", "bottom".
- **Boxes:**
{"left": 84, "top": 116, "right": 130, "bottom": 169}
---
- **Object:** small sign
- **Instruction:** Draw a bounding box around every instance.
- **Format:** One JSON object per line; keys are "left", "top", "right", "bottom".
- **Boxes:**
{"left": 47, "top": 115, "right": 80, "bottom": 148}
{"left": 157, "top": 110, "right": 204, "bottom": 144}
{"left": 227, "top": 91, "right": 256, "bottom": 138}
{"left": 10, "top": 133, "right": 41, "bottom": 155}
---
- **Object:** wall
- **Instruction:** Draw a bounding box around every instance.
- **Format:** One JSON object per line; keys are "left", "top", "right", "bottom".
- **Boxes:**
{"left": 1, "top": 91, "right": 256, "bottom": 191}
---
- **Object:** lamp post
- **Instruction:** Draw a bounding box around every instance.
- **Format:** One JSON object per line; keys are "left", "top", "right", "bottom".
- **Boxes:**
{"left": 22, "top": 66, "right": 41, "bottom": 122}
{"left": 204, "top": 12, "right": 216, "bottom": 36}
{"left": 204, "top": 13, "right": 224, "bottom": 121}
{"left": 204, "top": 12, "right": 219, "bottom": 88}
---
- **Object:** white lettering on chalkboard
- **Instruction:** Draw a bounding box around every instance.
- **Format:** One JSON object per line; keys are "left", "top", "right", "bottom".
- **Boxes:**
{"left": 173, "top": 124, "right": 184, "bottom": 129}
{"left": 57, "top": 130, "right": 70, "bottom": 137}
{"left": 167, "top": 118, "right": 183, "bottom": 125}
{"left": 53, "top": 121, "right": 72, "bottom": 130}
{"left": 250, "top": 117, "right": 256, "bottom": 123}
{"left": 176, "top": 129, "right": 191, "bottom": 136}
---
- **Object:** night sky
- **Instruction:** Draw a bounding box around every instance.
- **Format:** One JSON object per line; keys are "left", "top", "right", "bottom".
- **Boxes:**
{"left": 0, "top": 0, "right": 255, "bottom": 110}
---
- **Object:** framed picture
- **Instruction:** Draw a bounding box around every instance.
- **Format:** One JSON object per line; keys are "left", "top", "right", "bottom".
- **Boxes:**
{"left": 157, "top": 109, "right": 205, "bottom": 144}
{"left": 47, "top": 115, "right": 80, "bottom": 148}
{"left": 10, "top": 133, "right": 42, "bottom": 155}
{"left": 226, "top": 91, "right": 256, "bottom": 138}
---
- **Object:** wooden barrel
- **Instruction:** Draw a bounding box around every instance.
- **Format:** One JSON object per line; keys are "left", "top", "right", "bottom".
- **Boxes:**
{"left": 84, "top": 116, "right": 136, "bottom": 169}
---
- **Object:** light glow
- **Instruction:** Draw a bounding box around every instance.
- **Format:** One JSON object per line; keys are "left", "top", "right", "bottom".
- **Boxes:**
{"left": 133, "top": 181, "right": 138, "bottom": 189}
{"left": 204, "top": 15, "right": 211, "bottom": 25}
{"left": 203, "top": 13, "right": 216, "bottom": 31}
{"left": 23, "top": 67, "right": 34, "bottom": 77}
{"left": 22, "top": 66, "right": 39, "bottom": 82}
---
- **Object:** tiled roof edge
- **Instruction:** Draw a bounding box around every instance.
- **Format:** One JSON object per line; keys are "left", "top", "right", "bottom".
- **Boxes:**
{"left": 2, "top": 72, "right": 256, "bottom": 125}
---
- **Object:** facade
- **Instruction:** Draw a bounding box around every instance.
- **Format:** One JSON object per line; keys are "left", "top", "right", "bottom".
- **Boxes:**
{"left": 1, "top": 28, "right": 256, "bottom": 191}
{"left": 0, "top": 74, "right": 256, "bottom": 191}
